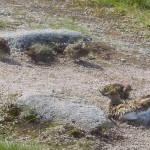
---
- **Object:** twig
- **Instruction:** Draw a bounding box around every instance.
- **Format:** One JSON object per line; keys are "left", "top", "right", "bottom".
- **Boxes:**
{"left": 109, "top": 118, "right": 125, "bottom": 134}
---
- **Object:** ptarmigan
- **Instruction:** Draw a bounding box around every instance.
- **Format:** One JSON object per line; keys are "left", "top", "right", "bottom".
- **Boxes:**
{"left": 100, "top": 84, "right": 150, "bottom": 126}
{"left": 100, "top": 83, "right": 132, "bottom": 104}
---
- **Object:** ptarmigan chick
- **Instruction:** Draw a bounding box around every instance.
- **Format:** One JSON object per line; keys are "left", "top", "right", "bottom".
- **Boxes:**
{"left": 100, "top": 83, "right": 132, "bottom": 104}
{"left": 100, "top": 84, "right": 150, "bottom": 126}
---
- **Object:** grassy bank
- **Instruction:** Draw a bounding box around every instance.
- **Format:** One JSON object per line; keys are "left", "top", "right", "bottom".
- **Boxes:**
{"left": 0, "top": 141, "right": 43, "bottom": 150}
{"left": 87, "top": 0, "right": 150, "bottom": 28}
{"left": 91, "top": 0, "right": 150, "bottom": 8}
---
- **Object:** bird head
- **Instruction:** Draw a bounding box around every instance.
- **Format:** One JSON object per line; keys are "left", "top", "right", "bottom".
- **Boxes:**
{"left": 100, "top": 84, "right": 123, "bottom": 96}
{"left": 100, "top": 84, "right": 123, "bottom": 106}
{"left": 124, "top": 85, "right": 133, "bottom": 92}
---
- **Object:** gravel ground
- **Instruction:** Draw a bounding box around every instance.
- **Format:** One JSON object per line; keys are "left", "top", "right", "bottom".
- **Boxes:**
{"left": 0, "top": 53, "right": 150, "bottom": 149}
{"left": 0, "top": 0, "right": 150, "bottom": 149}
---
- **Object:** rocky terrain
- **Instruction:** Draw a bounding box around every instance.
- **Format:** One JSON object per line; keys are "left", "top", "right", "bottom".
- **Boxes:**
{"left": 0, "top": 0, "right": 150, "bottom": 149}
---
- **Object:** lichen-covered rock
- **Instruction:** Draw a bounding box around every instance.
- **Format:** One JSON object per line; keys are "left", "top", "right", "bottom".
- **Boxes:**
{"left": 1, "top": 29, "right": 91, "bottom": 52}
{"left": 16, "top": 91, "right": 110, "bottom": 132}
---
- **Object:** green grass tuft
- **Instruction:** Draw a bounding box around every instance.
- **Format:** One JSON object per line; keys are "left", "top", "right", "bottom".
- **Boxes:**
{"left": 91, "top": 0, "right": 150, "bottom": 8}
{"left": 0, "top": 141, "right": 43, "bottom": 150}
{"left": 0, "top": 20, "right": 7, "bottom": 28}
{"left": 48, "top": 19, "right": 88, "bottom": 33}
{"left": 84, "top": 0, "right": 150, "bottom": 29}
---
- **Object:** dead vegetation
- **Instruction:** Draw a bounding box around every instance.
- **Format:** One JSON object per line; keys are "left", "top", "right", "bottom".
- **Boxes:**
{"left": 0, "top": 100, "right": 123, "bottom": 150}
{"left": 25, "top": 43, "right": 58, "bottom": 65}
{"left": 24, "top": 40, "right": 114, "bottom": 65}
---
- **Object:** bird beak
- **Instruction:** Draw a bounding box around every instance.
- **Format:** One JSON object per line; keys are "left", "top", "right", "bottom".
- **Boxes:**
{"left": 103, "top": 92, "right": 111, "bottom": 96}
{"left": 99, "top": 89, "right": 110, "bottom": 96}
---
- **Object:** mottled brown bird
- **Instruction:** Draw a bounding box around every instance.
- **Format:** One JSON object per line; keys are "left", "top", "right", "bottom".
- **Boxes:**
{"left": 100, "top": 83, "right": 132, "bottom": 104}
{"left": 100, "top": 84, "right": 150, "bottom": 126}
{"left": 0, "top": 37, "right": 10, "bottom": 60}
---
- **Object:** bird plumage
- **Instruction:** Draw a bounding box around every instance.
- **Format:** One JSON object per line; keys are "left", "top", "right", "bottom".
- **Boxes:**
{"left": 109, "top": 97, "right": 150, "bottom": 120}
{"left": 100, "top": 83, "right": 132, "bottom": 105}
{"left": 100, "top": 84, "right": 150, "bottom": 126}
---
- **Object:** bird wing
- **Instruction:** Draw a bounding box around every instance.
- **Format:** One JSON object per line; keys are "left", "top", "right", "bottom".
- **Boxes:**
{"left": 110, "top": 97, "right": 150, "bottom": 120}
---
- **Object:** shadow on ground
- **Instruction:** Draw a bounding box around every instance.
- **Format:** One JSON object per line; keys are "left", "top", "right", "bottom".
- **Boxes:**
{"left": 1, "top": 58, "right": 22, "bottom": 66}
{"left": 75, "top": 60, "right": 104, "bottom": 70}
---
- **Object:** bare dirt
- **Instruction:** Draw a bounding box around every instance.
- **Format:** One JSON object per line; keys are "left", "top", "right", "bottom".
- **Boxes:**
{"left": 0, "top": 0, "right": 150, "bottom": 149}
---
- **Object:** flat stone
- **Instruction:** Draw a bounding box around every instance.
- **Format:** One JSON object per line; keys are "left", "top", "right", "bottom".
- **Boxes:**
{"left": 17, "top": 91, "right": 109, "bottom": 131}
{"left": 1, "top": 29, "right": 91, "bottom": 51}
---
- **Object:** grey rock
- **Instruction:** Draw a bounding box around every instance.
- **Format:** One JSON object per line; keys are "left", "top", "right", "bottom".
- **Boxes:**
{"left": 1, "top": 29, "right": 91, "bottom": 52}
{"left": 17, "top": 91, "right": 109, "bottom": 131}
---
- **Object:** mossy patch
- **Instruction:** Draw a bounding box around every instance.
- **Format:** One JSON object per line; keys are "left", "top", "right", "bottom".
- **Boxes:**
{"left": 0, "top": 101, "right": 120, "bottom": 150}
{"left": 0, "top": 103, "right": 21, "bottom": 122}
{"left": 19, "top": 107, "right": 40, "bottom": 123}
{"left": 63, "top": 124, "right": 85, "bottom": 138}
{"left": 64, "top": 40, "right": 114, "bottom": 62}
{"left": 0, "top": 20, "right": 7, "bottom": 28}
{"left": 0, "top": 140, "right": 45, "bottom": 150}
{"left": 7, "top": 93, "right": 21, "bottom": 102}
